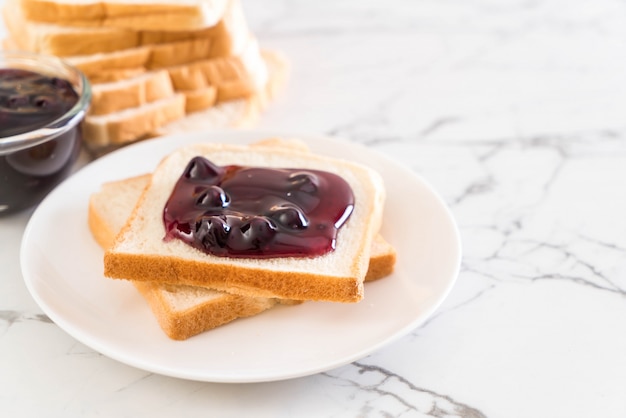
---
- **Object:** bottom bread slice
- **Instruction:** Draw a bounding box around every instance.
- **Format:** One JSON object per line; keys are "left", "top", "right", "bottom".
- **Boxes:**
{"left": 89, "top": 173, "right": 396, "bottom": 340}
{"left": 132, "top": 282, "right": 292, "bottom": 341}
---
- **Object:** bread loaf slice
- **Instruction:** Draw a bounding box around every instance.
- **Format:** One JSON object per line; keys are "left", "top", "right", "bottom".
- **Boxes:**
{"left": 2, "top": 0, "right": 247, "bottom": 56}
{"left": 17, "top": 0, "right": 230, "bottom": 31}
{"left": 164, "top": 37, "right": 266, "bottom": 92}
{"left": 104, "top": 141, "right": 387, "bottom": 303}
{"left": 83, "top": 93, "right": 186, "bottom": 147}
{"left": 132, "top": 282, "right": 286, "bottom": 340}
{"left": 153, "top": 49, "right": 288, "bottom": 136}
{"left": 90, "top": 69, "right": 174, "bottom": 115}
{"left": 181, "top": 86, "right": 218, "bottom": 112}
{"left": 85, "top": 36, "right": 266, "bottom": 117}
{"left": 65, "top": 47, "right": 152, "bottom": 76}
{"left": 88, "top": 67, "right": 148, "bottom": 84}
{"left": 3, "top": 0, "right": 141, "bottom": 56}
{"left": 139, "top": 0, "right": 249, "bottom": 59}
{"left": 83, "top": 49, "right": 287, "bottom": 153}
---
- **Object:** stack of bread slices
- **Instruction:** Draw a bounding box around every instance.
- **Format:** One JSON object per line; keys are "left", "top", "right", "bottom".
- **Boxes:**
{"left": 1, "top": 0, "right": 288, "bottom": 154}
{"left": 89, "top": 138, "right": 397, "bottom": 340}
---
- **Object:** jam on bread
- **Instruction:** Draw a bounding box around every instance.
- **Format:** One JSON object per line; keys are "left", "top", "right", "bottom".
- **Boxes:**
{"left": 163, "top": 156, "right": 355, "bottom": 258}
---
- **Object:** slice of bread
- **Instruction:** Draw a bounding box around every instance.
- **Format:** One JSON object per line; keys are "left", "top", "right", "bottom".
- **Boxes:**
{"left": 82, "top": 93, "right": 187, "bottom": 147}
{"left": 104, "top": 141, "right": 387, "bottom": 303}
{"left": 3, "top": 0, "right": 141, "bottom": 56}
{"left": 90, "top": 69, "right": 175, "bottom": 116}
{"left": 17, "top": 0, "right": 230, "bottom": 31}
{"left": 3, "top": 0, "right": 247, "bottom": 56}
{"left": 181, "top": 86, "right": 218, "bottom": 113}
{"left": 86, "top": 36, "right": 266, "bottom": 115}
{"left": 164, "top": 37, "right": 267, "bottom": 92}
{"left": 89, "top": 171, "right": 395, "bottom": 340}
{"left": 65, "top": 47, "right": 153, "bottom": 76}
{"left": 88, "top": 67, "right": 148, "bottom": 84}
{"left": 132, "top": 282, "right": 286, "bottom": 340}
{"left": 153, "top": 49, "right": 288, "bottom": 137}
{"left": 83, "top": 49, "right": 288, "bottom": 154}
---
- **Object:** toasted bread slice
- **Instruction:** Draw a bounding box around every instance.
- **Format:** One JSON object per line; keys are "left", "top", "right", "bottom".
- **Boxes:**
{"left": 104, "top": 141, "right": 386, "bottom": 303}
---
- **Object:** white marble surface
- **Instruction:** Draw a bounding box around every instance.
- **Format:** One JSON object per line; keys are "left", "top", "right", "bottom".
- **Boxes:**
{"left": 2, "top": 0, "right": 626, "bottom": 416}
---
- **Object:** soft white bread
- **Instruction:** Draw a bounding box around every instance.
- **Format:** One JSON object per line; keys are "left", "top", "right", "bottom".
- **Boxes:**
{"left": 83, "top": 49, "right": 288, "bottom": 154}
{"left": 104, "top": 141, "right": 387, "bottom": 303}
{"left": 153, "top": 49, "right": 288, "bottom": 137}
{"left": 2, "top": 0, "right": 248, "bottom": 56}
{"left": 16, "top": 0, "right": 230, "bottom": 31}
{"left": 164, "top": 37, "right": 267, "bottom": 94}
{"left": 139, "top": 0, "right": 248, "bottom": 58}
{"left": 82, "top": 93, "right": 187, "bottom": 147}
{"left": 86, "top": 36, "right": 266, "bottom": 115}
{"left": 64, "top": 46, "right": 153, "bottom": 76}
{"left": 89, "top": 69, "right": 175, "bottom": 116}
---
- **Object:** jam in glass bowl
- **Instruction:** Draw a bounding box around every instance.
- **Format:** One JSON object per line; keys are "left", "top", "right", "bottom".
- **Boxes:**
{"left": 0, "top": 51, "right": 91, "bottom": 215}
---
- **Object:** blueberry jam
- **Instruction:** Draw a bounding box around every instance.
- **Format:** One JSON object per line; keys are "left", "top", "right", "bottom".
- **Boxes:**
{"left": 163, "top": 156, "right": 355, "bottom": 258}
{"left": 0, "top": 68, "right": 79, "bottom": 137}
{"left": 0, "top": 68, "right": 81, "bottom": 214}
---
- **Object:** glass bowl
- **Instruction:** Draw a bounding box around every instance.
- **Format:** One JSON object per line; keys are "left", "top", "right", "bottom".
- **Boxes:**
{"left": 0, "top": 51, "right": 91, "bottom": 215}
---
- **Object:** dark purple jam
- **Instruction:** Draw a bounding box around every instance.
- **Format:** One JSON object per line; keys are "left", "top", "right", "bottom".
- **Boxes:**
{"left": 0, "top": 68, "right": 79, "bottom": 137}
{"left": 163, "top": 156, "right": 355, "bottom": 258}
{"left": 0, "top": 68, "right": 81, "bottom": 215}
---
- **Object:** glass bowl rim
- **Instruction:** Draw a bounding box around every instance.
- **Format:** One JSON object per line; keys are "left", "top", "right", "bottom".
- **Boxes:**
{"left": 0, "top": 50, "right": 92, "bottom": 155}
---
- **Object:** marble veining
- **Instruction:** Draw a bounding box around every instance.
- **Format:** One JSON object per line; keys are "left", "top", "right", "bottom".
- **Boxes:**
{"left": 324, "top": 362, "right": 488, "bottom": 418}
{"left": 0, "top": 310, "right": 52, "bottom": 332}
{"left": 2, "top": 0, "right": 626, "bottom": 417}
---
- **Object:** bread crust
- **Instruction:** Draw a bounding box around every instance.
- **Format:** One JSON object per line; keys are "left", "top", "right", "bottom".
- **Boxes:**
{"left": 83, "top": 94, "right": 186, "bottom": 146}
{"left": 90, "top": 70, "right": 174, "bottom": 115}
{"left": 15, "top": 0, "right": 230, "bottom": 31}
{"left": 181, "top": 86, "right": 218, "bottom": 112}
{"left": 82, "top": 48, "right": 288, "bottom": 152}
{"left": 132, "top": 281, "right": 282, "bottom": 340}
{"left": 3, "top": 0, "right": 245, "bottom": 56}
{"left": 106, "top": 252, "right": 366, "bottom": 302}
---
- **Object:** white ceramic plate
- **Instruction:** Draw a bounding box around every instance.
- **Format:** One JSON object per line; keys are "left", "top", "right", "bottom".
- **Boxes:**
{"left": 21, "top": 130, "right": 461, "bottom": 383}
